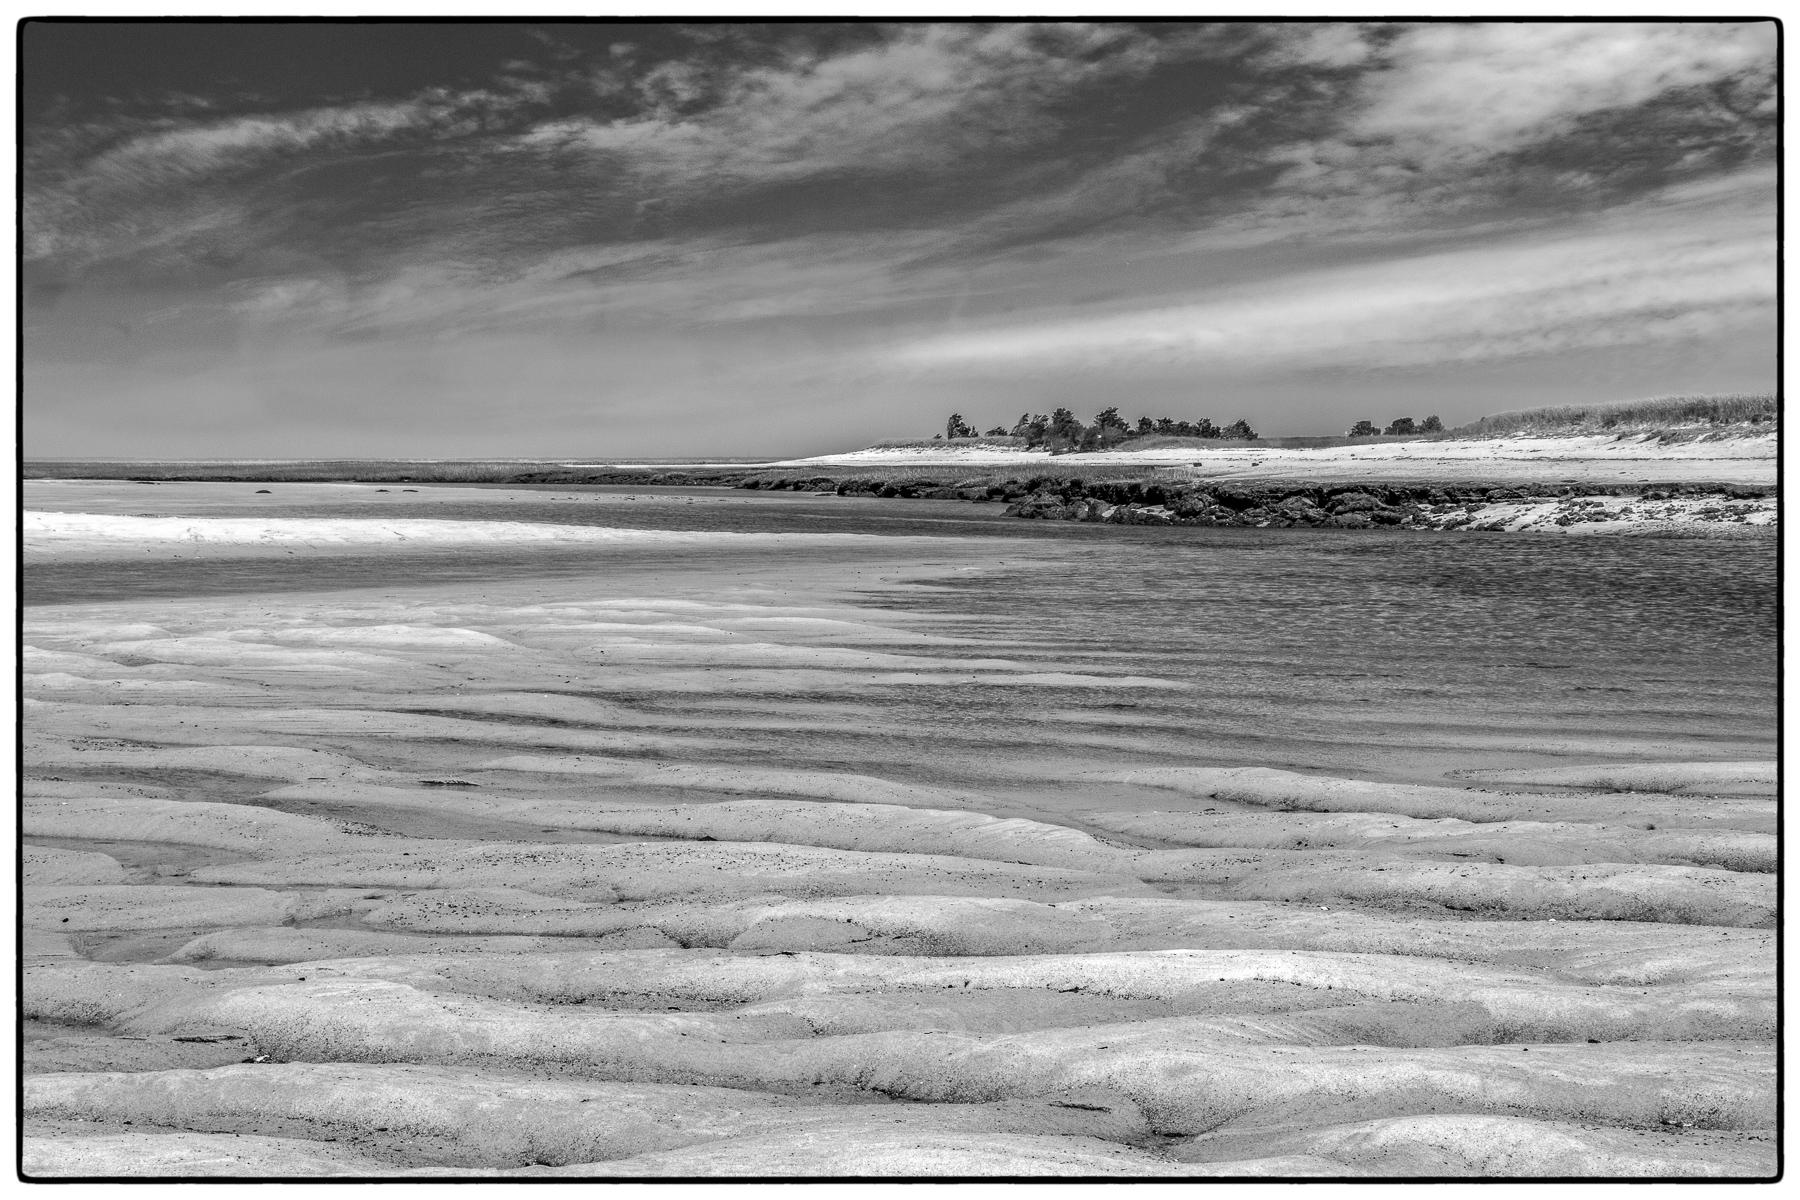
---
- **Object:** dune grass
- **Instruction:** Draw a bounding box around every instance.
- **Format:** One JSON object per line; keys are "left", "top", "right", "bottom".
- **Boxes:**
{"left": 741, "top": 461, "right": 1191, "bottom": 490}
{"left": 868, "top": 436, "right": 1028, "bottom": 450}
{"left": 1452, "top": 393, "right": 1777, "bottom": 437}
{"left": 1108, "top": 435, "right": 1242, "bottom": 451}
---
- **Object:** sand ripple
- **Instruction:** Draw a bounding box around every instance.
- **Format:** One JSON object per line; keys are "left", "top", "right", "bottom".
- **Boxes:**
{"left": 21, "top": 552, "right": 1775, "bottom": 1178}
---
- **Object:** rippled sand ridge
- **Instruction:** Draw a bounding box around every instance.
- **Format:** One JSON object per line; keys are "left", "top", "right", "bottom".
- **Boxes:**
{"left": 21, "top": 484, "right": 1777, "bottom": 1179}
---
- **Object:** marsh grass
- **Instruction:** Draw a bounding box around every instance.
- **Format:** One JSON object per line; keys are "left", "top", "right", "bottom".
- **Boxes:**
{"left": 1452, "top": 393, "right": 1777, "bottom": 437}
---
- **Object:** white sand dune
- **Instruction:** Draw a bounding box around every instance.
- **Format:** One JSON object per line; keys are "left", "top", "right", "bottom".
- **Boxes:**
{"left": 770, "top": 432, "right": 1776, "bottom": 480}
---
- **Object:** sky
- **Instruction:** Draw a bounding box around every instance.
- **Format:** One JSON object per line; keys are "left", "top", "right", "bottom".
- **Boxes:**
{"left": 22, "top": 19, "right": 1779, "bottom": 458}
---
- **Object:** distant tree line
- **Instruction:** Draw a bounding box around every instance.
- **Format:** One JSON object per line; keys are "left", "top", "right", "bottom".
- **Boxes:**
{"left": 1347, "top": 415, "right": 1443, "bottom": 437}
{"left": 940, "top": 407, "right": 1257, "bottom": 451}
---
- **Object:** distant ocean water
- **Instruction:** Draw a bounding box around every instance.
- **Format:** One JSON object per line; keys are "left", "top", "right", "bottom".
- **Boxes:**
{"left": 24, "top": 456, "right": 783, "bottom": 467}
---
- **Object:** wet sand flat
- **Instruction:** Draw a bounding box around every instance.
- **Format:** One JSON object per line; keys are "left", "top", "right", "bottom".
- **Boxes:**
{"left": 21, "top": 483, "right": 1777, "bottom": 1178}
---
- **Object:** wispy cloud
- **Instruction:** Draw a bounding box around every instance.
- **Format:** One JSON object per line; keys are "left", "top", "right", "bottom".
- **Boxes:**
{"left": 1237, "top": 22, "right": 1776, "bottom": 229}
{"left": 24, "top": 89, "right": 531, "bottom": 271}
{"left": 31, "top": 22, "right": 1774, "bottom": 282}
{"left": 22, "top": 21, "right": 1778, "bottom": 454}
{"left": 1351, "top": 22, "right": 1773, "bottom": 162}
{"left": 517, "top": 23, "right": 1174, "bottom": 206}
{"left": 888, "top": 173, "right": 1773, "bottom": 375}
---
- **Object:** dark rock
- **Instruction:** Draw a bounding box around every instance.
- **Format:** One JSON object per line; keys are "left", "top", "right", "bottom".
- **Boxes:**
{"left": 1007, "top": 494, "right": 1071, "bottom": 520}
{"left": 1273, "top": 496, "right": 1320, "bottom": 522}
{"left": 1328, "top": 492, "right": 1380, "bottom": 514}
{"left": 1209, "top": 486, "right": 1260, "bottom": 510}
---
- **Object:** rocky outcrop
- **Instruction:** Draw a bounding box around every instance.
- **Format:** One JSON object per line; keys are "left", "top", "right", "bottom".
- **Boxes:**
{"left": 380, "top": 464, "right": 1776, "bottom": 536}
{"left": 995, "top": 480, "right": 1775, "bottom": 532}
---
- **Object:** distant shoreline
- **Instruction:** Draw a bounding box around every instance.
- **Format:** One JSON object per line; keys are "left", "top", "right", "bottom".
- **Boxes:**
{"left": 22, "top": 428, "right": 1777, "bottom": 482}
{"left": 23, "top": 428, "right": 1777, "bottom": 537}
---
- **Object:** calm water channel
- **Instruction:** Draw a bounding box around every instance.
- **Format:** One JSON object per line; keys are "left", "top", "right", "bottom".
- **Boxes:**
{"left": 28, "top": 486, "right": 1777, "bottom": 786}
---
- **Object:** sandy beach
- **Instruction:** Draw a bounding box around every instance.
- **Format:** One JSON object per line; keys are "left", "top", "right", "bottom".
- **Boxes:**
{"left": 751, "top": 431, "right": 1780, "bottom": 538}
{"left": 20, "top": 482, "right": 1777, "bottom": 1178}
{"left": 22, "top": 16, "right": 1779, "bottom": 1181}
{"left": 27, "top": 427, "right": 1778, "bottom": 540}
{"left": 768, "top": 430, "right": 1777, "bottom": 481}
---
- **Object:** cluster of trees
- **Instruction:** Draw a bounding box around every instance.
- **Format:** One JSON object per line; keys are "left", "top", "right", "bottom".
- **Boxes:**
{"left": 1347, "top": 415, "right": 1444, "bottom": 437}
{"left": 942, "top": 407, "right": 1257, "bottom": 451}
